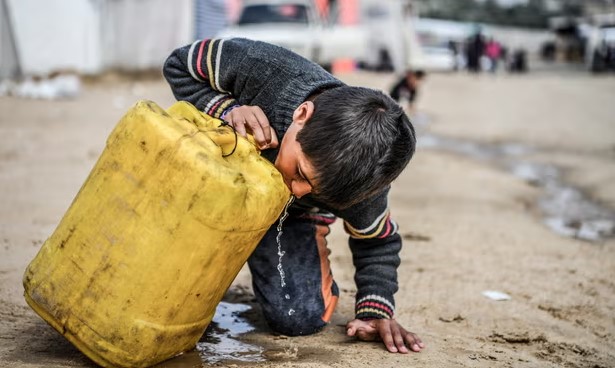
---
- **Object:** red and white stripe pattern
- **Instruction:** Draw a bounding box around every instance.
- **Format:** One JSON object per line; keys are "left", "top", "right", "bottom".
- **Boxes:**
{"left": 355, "top": 294, "right": 395, "bottom": 320}
{"left": 300, "top": 210, "right": 337, "bottom": 226}
{"left": 187, "top": 39, "right": 237, "bottom": 118}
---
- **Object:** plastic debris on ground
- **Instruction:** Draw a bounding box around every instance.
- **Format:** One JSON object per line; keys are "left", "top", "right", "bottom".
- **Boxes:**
{"left": 482, "top": 290, "right": 511, "bottom": 301}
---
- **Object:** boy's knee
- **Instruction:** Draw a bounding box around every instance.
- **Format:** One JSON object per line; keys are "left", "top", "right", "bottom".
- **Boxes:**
{"left": 263, "top": 304, "right": 327, "bottom": 336}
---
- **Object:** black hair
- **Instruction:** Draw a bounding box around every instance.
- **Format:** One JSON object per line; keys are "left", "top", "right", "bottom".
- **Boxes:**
{"left": 296, "top": 86, "right": 416, "bottom": 209}
{"left": 414, "top": 70, "right": 426, "bottom": 79}
{"left": 406, "top": 69, "right": 426, "bottom": 79}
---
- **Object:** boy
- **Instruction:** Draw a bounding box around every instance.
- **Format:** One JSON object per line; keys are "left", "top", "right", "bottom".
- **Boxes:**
{"left": 389, "top": 69, "right": 425, "bottom": 111}
{"left": 163, "top": 38, "right": 424, "bottom": 354}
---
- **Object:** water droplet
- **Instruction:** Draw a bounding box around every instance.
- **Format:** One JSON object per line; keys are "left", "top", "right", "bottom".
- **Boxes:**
{"left": 288, "top": 309, "right": 295, "bottom": 316}
{"left": 285, "top": 294, "right": 290, "bottom": 300}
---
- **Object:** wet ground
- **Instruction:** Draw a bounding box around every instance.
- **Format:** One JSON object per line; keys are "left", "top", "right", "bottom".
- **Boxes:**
{"left": 418, "top": 132, "right": 615, "bottom": 242}
{"left": 160, "top": 111, "right": 615, "bottom": 367}
{"left": 196, "top": 302, "right": 264, "bottom": 365}
{"left": 1, "top": 68, "right": 615, "bottom": 367}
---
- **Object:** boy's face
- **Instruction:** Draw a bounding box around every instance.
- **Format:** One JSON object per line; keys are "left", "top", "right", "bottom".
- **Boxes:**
{"left": 274, "top": 102, "right": 317, "bottom": 198}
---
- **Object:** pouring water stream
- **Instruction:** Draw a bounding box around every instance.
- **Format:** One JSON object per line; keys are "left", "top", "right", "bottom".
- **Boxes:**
{"left": 276, "top": 195, "right": 295, "bottom": 289}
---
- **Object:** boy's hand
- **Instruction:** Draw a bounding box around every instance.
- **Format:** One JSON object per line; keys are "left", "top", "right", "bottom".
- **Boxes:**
{"left": 346, "top": 318, "right": 424, "bottom": 353}
{"left": 223, "top": 105, "right": 279, "bottom": 150}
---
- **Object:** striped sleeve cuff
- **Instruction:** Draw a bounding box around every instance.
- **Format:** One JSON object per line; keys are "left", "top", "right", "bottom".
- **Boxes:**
{"left": 203, "top": 95, "right": 238, "bottom": 119}
{"left": 344, "top": 208, "right": 398, "bottom": 239}
{"left": 355, "top": 295, "right": 395, "bottom": 320}
{"left": 220, "top": 104, "right": 240, "bottom": 119}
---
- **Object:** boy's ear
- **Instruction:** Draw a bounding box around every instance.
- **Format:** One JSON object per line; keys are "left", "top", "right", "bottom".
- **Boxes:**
{"left": 292, "top": 101, "right": 314, "bottom": 126}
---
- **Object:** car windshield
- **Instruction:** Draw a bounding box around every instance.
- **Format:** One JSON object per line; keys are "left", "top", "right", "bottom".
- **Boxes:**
{"left": 238, "top": 4, "right": 309, "bottom": 25}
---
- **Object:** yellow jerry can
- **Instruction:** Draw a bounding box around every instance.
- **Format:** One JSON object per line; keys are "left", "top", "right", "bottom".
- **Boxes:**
{"left": 23, "top": 100, "right": 290, "bottom": 367}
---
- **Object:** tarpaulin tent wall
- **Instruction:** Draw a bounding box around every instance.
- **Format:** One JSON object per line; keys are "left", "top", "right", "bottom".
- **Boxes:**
{"left": 100, "top": 0, "right": 193, "bottom": 72}
{"left": 3, "top": 0, "right": 193, "bottom": 77}
{"left": 6, "top": 0, "right": 103, "bottom": 76}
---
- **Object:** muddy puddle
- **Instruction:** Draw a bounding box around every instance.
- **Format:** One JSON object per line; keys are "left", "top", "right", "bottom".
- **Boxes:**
{"left": 418, "top": 133, "right": 615, "bottom": 242}
{"left": 156, "top": 301, "right": 311, "bottom": 367}
{"left": 195, "top": 302, "right": 264, "bottom": 364}
{"left": 153, "top": 302, "right": 263, "bottom": 367}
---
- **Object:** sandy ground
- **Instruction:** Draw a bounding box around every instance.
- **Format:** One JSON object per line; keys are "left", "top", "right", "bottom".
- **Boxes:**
{"left": 1, "top": 69, "right": 614, "bottom": 368}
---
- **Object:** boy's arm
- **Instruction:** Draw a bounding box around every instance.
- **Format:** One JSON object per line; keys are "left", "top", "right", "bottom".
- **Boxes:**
{"left": 340, "top": 189, "right": 424, "bottom": 353}
{"left": 164, "top": 37, "right": 344, "bottom": 145}
{"left": 349, "top": 234, "right": 401, "bottom": 319}
{"left": 340, "top": 188, "right": 401, "bottom": 320}
{"left": 163, "top": 39, "right": 242, "bottom": 119}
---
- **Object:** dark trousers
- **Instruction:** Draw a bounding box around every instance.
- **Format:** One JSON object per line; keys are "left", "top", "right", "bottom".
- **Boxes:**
{"left": 247, "top": 213, "right": 339, "bottom": 336}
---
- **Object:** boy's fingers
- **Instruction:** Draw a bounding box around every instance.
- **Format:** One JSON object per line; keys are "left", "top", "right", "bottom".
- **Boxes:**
{"left": 377, "top": 321, "right": 397, "bottom": 353}
{"left": 252, "top": 106, "right": 269, "bottom": 123}
{"left": 403, "top": 332, "right": 422, "bottom": 352}
{"left": 356, "top": 328, "right": 376, "bottom": 341}
{"left": 238, "top": 107, "right": 269, "bottom": 149}
{"left": 348, "top": 317, "right": 424, "bottom": 354}
{"left": 268, "top": 126, "right": 279, "bottom": 148}
{"left": 412, "top": 333, "right": 425, "bottom": 348}
{"left": 391, "top": 324, "right": 408, "bottom": 353}
{"left": 359, "top": 326, "right": 378, "bottom": 341}
{"left": 245, "top": 116, "right": 267, "bottom": 148}
{"left": 252, "top": 108, "right": 272, "bottom": 144}
{"left": 347, "top": 319, "right": 381, "bottom": 341}
{"left": 230, "top": 117, "right": 247, "bottom": 137}
{"left": 228, "top": 106, "right": 275, "bottom": 149}
{"left": 346, "top": 320, "right": 359, "bottom": 337}
{"left": 382, "top": 332, "right": 397, "bottom": 353}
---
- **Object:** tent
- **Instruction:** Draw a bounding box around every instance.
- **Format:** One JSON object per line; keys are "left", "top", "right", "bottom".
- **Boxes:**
{"left": 1, "top": 0, "right": 193, "bottom": 78}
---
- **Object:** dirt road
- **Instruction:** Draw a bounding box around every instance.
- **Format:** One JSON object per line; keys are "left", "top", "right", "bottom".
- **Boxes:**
{"left": 1, "top": 70, "right": 614, "bottom": 367}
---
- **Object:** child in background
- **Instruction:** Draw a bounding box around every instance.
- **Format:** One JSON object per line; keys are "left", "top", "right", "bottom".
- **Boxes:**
{"left": 389, "top": 70, "right": 426, "bottom": 112}
{"left": 164, "top": 37, "right": 424, "bottom": 354}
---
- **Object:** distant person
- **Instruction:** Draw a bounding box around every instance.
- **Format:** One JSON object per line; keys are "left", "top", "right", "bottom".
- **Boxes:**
{"left": 541, "top": 41, "right": 557, "bottom": 62}
{"left": 590, "top": 41, "right": 609, "bottom": 72}
{"left": 500, "top": 45, "right": 509, "bottom": 66}
{"left": 389, "top": 70, "right": 426, "bottom": 111}
{"left": 466, "top": 28, "right": 485, "bottom": 73}
{"left": 591, "top": 40, "right": 615, "bottom": 73}
{"left": 509, "top": 49, "right": 528, "bottom": 73}
{"left": 485, "top": 38, "right": 502, "bottom": 73}
{"left": 164, "top": 38, "right": 422, "bottom": 354}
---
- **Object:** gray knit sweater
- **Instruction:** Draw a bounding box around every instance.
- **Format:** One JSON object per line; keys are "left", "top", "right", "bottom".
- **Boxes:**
{"left": 164, "top": 38, "right": 402, "bottom": 320}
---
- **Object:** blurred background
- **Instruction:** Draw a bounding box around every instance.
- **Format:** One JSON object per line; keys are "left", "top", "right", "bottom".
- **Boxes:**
{"left": 1, "top": 0, "right": 615, "bottom": 83}
{"left": 1, "top": 1, "right": 615, "bottom": 367}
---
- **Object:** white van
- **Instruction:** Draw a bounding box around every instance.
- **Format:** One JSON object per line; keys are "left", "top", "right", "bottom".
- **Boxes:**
{"left": 216, "top": 0, "right": 431, "bottom": 73}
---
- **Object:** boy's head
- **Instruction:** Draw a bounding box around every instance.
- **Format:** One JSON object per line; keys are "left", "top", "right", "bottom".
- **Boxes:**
{"left": 274, "top": 86, "right": 416, "bottom": 209}
{"left": 406, "top": 70, "right": 426, "bottom": 88}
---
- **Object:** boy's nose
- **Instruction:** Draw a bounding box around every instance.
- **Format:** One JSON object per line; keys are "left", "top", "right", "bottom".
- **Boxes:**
{"left": 290, "top": 180, "right": 311, "bottom": 198}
